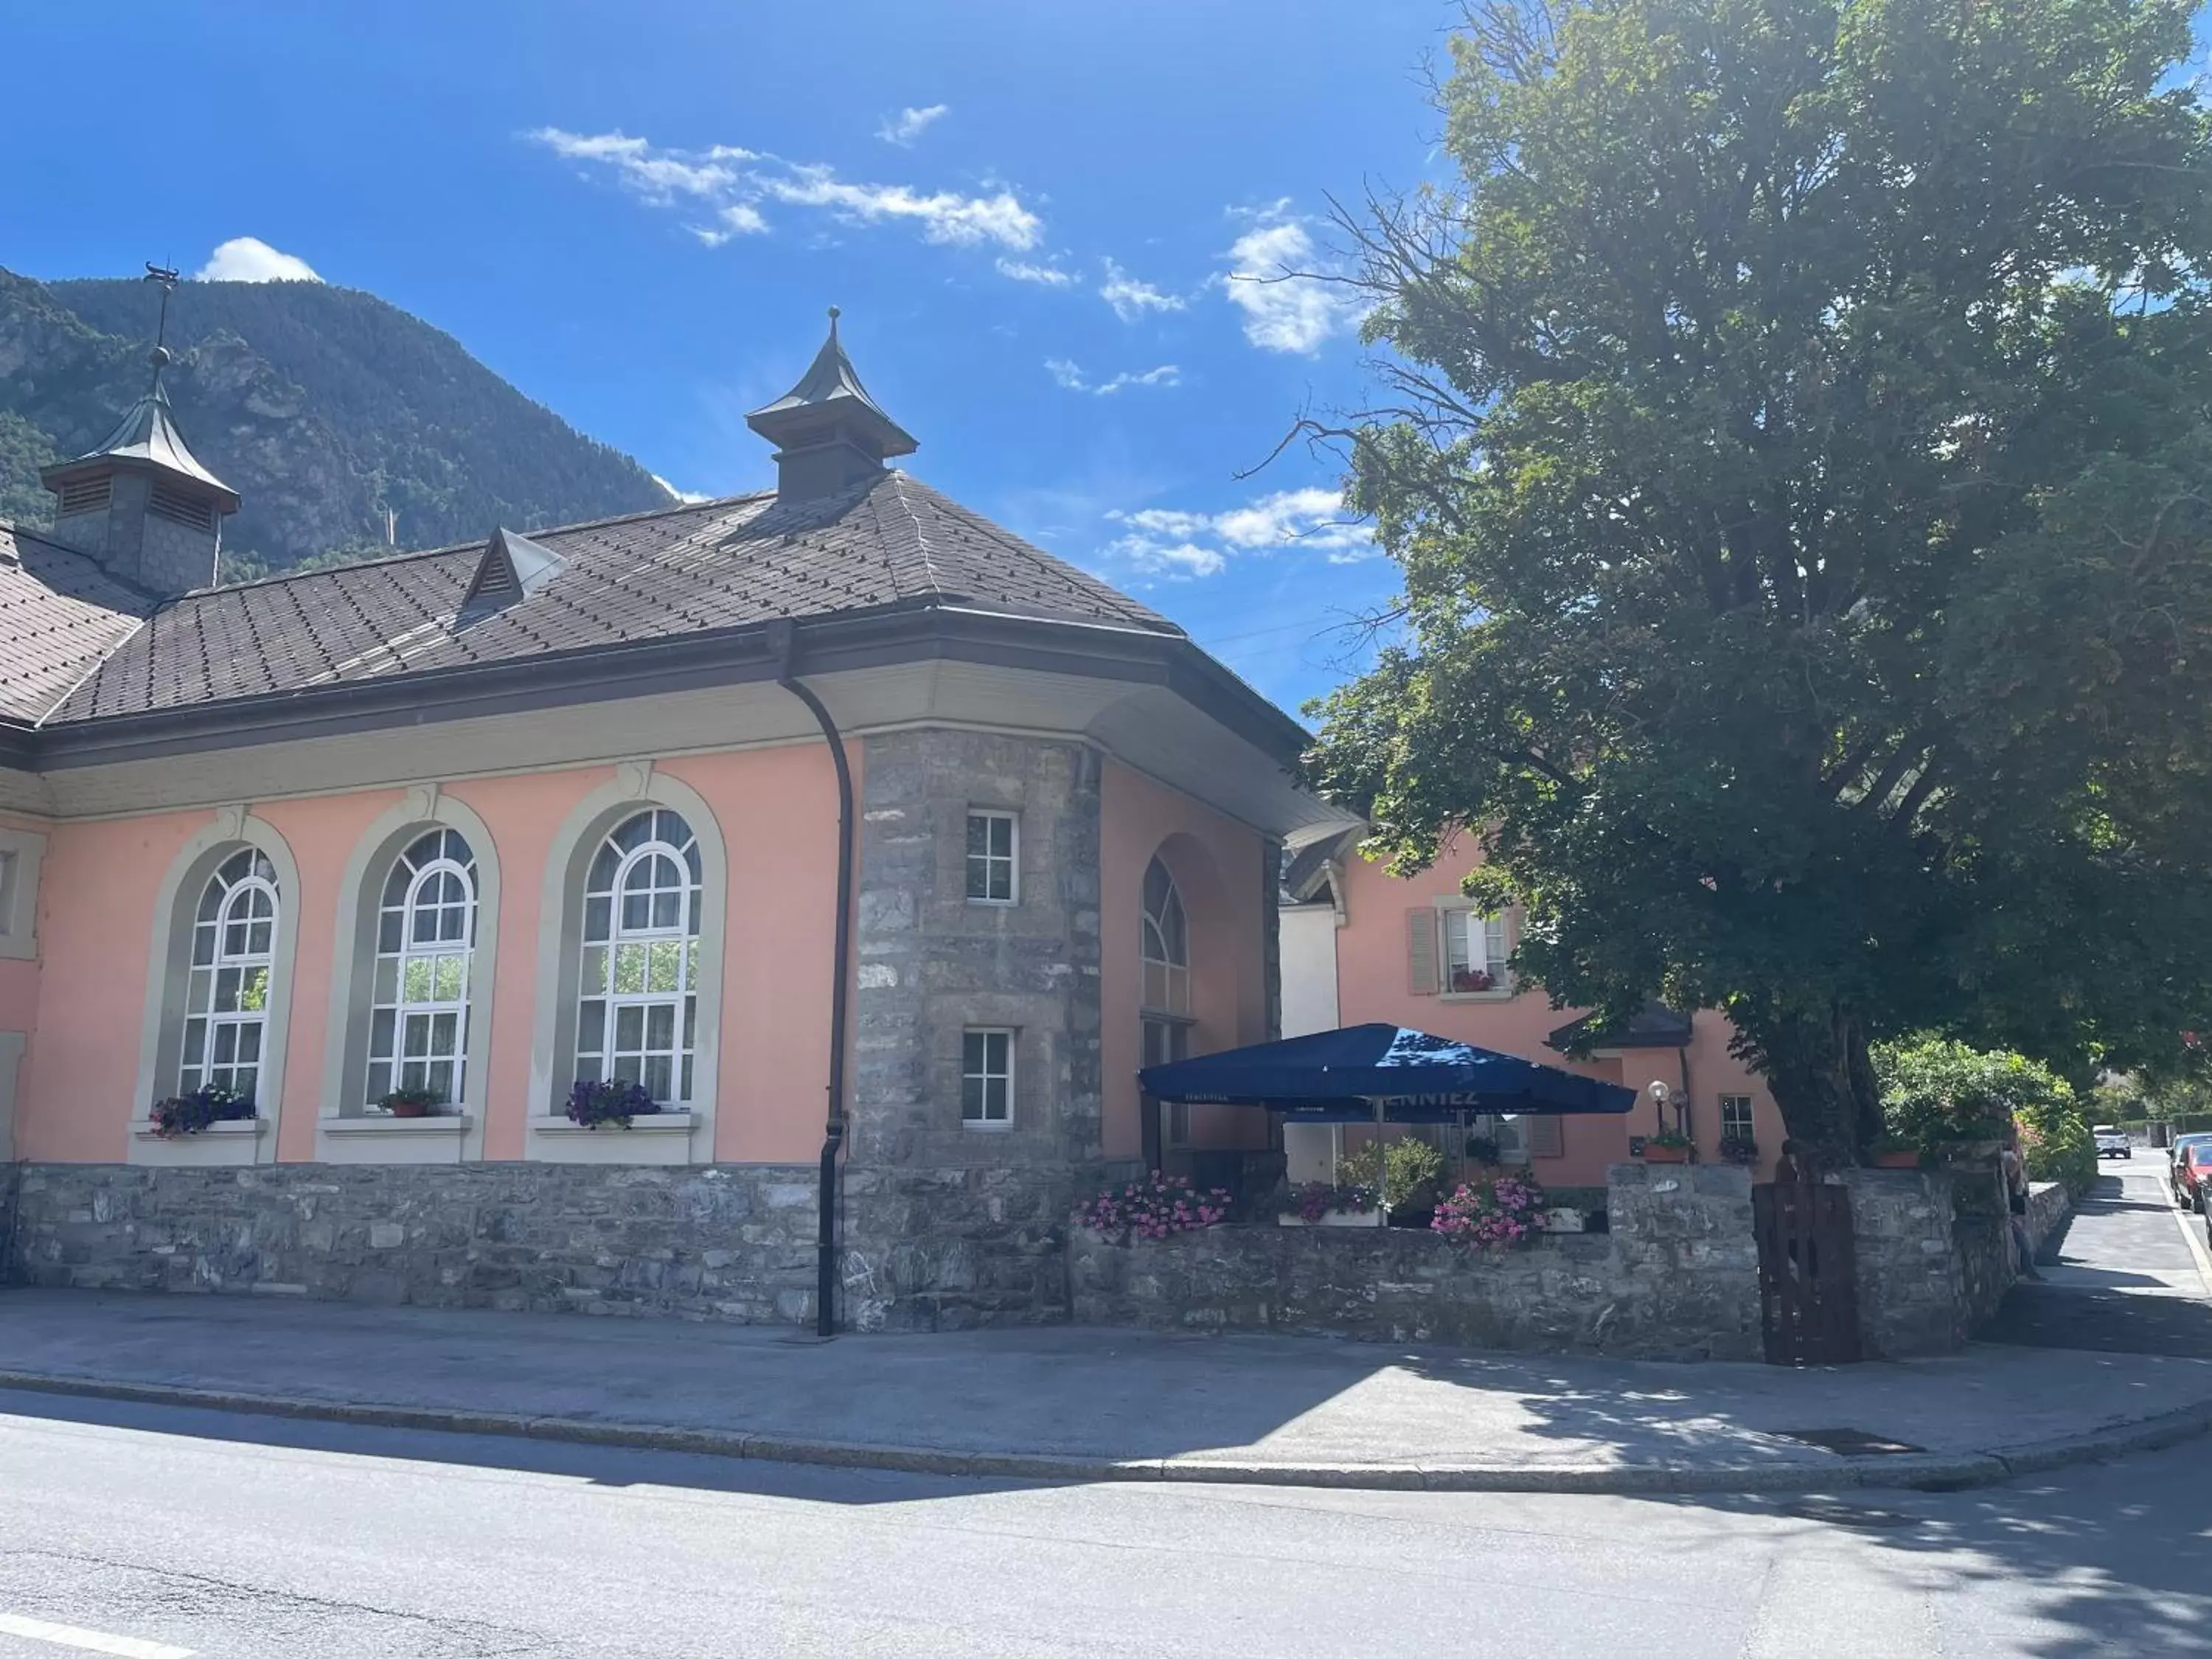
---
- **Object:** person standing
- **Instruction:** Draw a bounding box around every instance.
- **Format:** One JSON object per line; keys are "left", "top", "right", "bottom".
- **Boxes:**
{"left": 2003, "top": 1135, "right": 2046, "bottom": 1282}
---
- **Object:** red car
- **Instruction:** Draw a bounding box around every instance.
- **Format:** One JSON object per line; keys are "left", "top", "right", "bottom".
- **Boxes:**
{"left": 2175, "top": 1141, "right": 2212, "bottom": 1212}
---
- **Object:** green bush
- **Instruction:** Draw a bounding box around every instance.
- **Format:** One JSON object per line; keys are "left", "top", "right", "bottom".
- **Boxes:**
{"left": 1343, "top": 1135, "right": 1449, "bottom": 1211}
{"left": 1873, "top": 1038, "right": 2097, "bottom": 1194}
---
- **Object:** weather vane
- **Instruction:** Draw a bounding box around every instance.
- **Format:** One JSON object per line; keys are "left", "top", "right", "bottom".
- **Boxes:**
{"left": 143, "top": 261, "right": 180, "bottom": 382}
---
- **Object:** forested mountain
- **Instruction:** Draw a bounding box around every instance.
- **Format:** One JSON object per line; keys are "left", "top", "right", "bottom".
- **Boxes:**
{"left": 0, "top": 268, "right": 674, "bottom": 577}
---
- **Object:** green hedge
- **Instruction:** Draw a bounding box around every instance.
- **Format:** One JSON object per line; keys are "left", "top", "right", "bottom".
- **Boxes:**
{"left": 1874, "top": 1038, "right": 2098, "bottom": 1196}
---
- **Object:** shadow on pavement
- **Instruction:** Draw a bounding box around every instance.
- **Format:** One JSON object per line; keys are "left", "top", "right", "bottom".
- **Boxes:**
{"left": 1693, "top": 1453, "right": 2211, "bottom": 1658}
{"left": 0, "top": 1387, "right": 1026, "bottom": 1507}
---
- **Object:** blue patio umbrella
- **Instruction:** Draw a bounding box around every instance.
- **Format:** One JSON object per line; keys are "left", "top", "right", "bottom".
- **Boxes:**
{"left": 1138, "top": 1022, "right": 1635, "bottom": 1122}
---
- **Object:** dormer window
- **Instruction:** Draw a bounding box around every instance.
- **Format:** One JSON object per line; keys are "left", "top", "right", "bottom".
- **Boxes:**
{"left": 456, "top": 526, "right": 566, "bottom": 624}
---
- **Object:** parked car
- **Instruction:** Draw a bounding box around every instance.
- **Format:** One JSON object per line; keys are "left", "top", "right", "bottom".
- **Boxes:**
{"left": 2093, "top": 1125, "right": 2132, "bottom": 1159}
{"left": 2168, "top": 1131, "right": 2212, "bottom": 1180}
{"left": 2174, "top": 1141, "right": 2212, "bottom": 1212}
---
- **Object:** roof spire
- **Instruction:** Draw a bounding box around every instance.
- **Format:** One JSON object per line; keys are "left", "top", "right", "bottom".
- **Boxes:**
{"left": 144, "top": 262, "right": 180, "bottom": 397}
{"left": 747, "top": 307, "right": 917, "bottom": 503}
{"left": 37, "top": 262, "right": 239, "bottom": 595}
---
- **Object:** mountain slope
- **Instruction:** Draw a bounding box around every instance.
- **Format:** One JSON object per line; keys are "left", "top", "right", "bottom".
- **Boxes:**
{"left": 0, "top": 268, "right": 673, "bottom": 574}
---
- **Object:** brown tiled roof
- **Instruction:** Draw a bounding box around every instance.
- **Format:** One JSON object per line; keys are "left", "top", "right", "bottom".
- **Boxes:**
{"left": 0, "top": 523, "right": 147, "bottom": 724}
{"left": 37, "top": 470, "right": 1177, "bottom": 726}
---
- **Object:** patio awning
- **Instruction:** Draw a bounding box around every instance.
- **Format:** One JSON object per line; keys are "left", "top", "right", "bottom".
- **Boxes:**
{"left": 1138, "top": 1023, "right": 1638, "bottom": 1123}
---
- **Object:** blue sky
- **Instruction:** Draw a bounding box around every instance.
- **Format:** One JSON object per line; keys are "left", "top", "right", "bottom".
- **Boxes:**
{"left": 1, "top": 1, "right": 1459, "bottom": 716}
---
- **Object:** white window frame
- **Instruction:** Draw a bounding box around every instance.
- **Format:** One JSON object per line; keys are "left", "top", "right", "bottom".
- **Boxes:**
{"left": 574, "top": 807, "right": 703, "bottom": 1108}
{"left": 961, "top": 1028, "right": 1015, "bottom": 1130}
{"left": 0, "top": 827, "right": 46, "bottom": 961}
{"left": 1141, "top": 856, "right": 1191, "bottom": 1018}
{"left": 1164, "top": 1099, "right": 1194, "bottom": 1150}
{"left": 179, "top": 849, "right": 280, "bottom": 1103}
{"left": 1468, "top": 1112, "right": 1531, "bottom": 1163}
{"left": 965, "top": 810, "right": 1018, "bottom": 905}
{"left": 1719, "top": 1094, "right": 1756, "bottom": 1140}
{"left": 366, "top": 828, "right": 477, "bottom": 1110}
{"left": 1438, "top": 905, "right": 1514, "bottom": 999}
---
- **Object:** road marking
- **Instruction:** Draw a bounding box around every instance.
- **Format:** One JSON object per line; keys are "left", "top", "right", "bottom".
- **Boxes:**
{"left": 0, "top": 1614, "right": 193, "bottom": 1659}
{"left": 2173, "top": 1189, "right": 2212, "bottom": 1299}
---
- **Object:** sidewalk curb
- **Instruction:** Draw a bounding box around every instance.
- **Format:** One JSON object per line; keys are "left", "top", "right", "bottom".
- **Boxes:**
{"left": 1, "top": 1366, "right": 2207, "bottom": 1494}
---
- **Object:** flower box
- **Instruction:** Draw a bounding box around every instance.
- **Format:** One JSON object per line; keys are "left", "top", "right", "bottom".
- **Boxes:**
{"left": 1872, "top": 1148, "right": 1921, "bottom": 1169}
{"left": 1641, "top": 1143, "right": 1690, "bottom": 1164}
{"left": 1278, "top": 1208, "right": 1384, "bottom": 1228}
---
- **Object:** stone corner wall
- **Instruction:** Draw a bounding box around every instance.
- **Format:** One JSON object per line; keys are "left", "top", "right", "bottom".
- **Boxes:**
{"left": 852, "top": 727, "right": 1104, "bottom": 1172}
{"left": 1837, "top": 1167, "right": 2073, "bottom": 1358}
{"left": 840, "top": 1161, "right": 1091, "bottom": 1334}
{"left": 1837, "top": 1167, "right": 1969, "bottom": 1358}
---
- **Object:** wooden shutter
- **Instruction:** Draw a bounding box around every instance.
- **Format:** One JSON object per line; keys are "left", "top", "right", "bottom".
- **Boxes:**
{"left": 1527, "top": 1115, "right": 1564, "bottom": 1159}
{"left": 1407, "top": 907, "right": 1440, "bottom": 995}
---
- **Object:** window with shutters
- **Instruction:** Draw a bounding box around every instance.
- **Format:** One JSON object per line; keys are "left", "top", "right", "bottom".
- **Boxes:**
{"left": 1408, "top": 905, "right": 1514, "bottom": 998}
{"left": 1468, "top": 1112, "right": 1531, "bottom": 1162}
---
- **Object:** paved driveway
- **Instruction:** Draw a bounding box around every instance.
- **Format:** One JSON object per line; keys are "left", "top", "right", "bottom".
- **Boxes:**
{"left": 1981, "top": 1156, "right": 2212, "bottom": 1357}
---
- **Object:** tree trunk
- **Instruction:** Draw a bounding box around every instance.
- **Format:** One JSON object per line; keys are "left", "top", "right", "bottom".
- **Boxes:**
{"left": 1742, "top": 1003, "right": 1884, "bottom": 1172}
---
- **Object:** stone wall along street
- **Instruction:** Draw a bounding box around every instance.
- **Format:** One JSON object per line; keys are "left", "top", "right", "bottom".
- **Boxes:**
{"left": 1, "top": 1158, "right": 1112, "bottom": 1333}
{"left": 5, "top": 1162, "right": 827, "bottom": 1321}
{"left": 1068, "top": 1164, "right": 1764, "bottom": 1361}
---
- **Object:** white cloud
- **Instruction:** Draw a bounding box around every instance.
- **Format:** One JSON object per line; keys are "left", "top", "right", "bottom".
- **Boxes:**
{"left": 652, "top": 473, "right": 713, "bottom": 504}
{"left": 532, "top": 128, "right": 753, "bottom": 198}
{"left": 1110, "top": 537, "right": 1225, "bottom": 578}
{"left": 1103, "top": 485, "right": 1371, "bottom": 580}
{"left": 1221, "top": 211, "right": 1364, "bottom": 355}
{"left": 762, "top": 165, "right": 1040, "bottom": 248}
{"left": 1045, "top": 358, "right": 1180, "bottom": 396}
{"left": 997, "top": 258, "right": 1077, "bottom": 286}
{"left": 877, "top": 104, "right": 949, "bottom": 147}
{"left": 1099, "top": 258, "right": 1186, "bottom": 322}
{"left": 529, "top": 126, "right": 1041, "bottom": 251}
{"left": 195, "top": 237, "right": 323, "bottom": 284}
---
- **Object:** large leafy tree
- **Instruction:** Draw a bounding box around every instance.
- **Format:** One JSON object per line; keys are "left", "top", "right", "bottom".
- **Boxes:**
{"left": 1311, "top": 0, "right": 2212, "bottom": 1164}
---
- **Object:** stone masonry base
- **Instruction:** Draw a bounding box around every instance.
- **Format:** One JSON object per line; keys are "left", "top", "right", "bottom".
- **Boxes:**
{"left": 0, "top": 1159, "right": 2062, "bottom": 1356}
{"left": 0, "top": 1160, "right": 1105, "bottom": 1332}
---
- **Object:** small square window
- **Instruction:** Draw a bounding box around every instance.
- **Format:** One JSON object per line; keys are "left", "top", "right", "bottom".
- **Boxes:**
{"left": 965, "top": 811, "right": 1018, "bottom": 904}
{"left": 962, "top": 1028, "right": 1014, "bottom": 1127}
{"left": 1720, "top": 1094, "right": 1756, "bottom": 1138}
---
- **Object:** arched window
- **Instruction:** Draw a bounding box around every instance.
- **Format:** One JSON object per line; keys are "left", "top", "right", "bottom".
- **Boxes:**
{"left": 1139, "top": 855, "right": 1194, "bottom": 1152}
{"left": 366, "top": 829, "right": 477, "bottom": 1107}
{"left": 181, "top": 849, "right": 279, "bottom": 1101}
{"left": 576, "top": 808, "right": 702, "bottom": 1105}
{"left": 1140, "top": 855, "right": 1189, "bottom": 1018}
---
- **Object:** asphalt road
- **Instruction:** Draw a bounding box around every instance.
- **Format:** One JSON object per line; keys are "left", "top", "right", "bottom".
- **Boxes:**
{"left": 0, "top": 1389, "right": 2202, "bottom": 1658}
{"left": 1983, "top": 1156, "right": 2212, "bottom": 1358}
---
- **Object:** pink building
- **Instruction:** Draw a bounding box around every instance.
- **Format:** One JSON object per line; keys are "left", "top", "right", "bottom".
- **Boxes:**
{"left": 1279, "top": 828, "right": 1787, "bottom": 1189}
{"left": 0, "top": 313, "right": 1355, "bottom": 1329}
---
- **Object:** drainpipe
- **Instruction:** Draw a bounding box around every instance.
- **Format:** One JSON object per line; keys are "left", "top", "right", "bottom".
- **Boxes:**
{"left": 771, "top": 623, "right": 854, "bottom": 1339}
